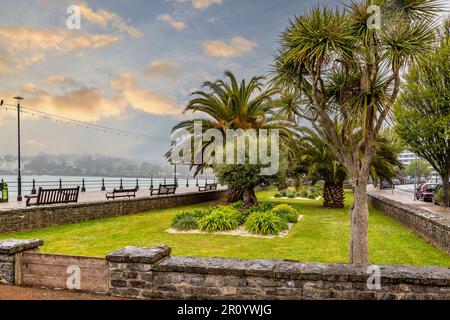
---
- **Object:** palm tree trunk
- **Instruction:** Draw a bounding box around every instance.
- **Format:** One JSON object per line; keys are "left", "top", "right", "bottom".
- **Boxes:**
{"left": 349, "top": 175, "right": 369, "bottom": 264}
{"left": 323, "top": 182, "right": 345, "bottom": 208}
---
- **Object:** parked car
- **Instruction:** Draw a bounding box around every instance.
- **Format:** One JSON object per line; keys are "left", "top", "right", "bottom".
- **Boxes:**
{"left": 381, "top": 180, "right": 395, "bottom": 190}
{"left": 415, "top": 183, "right": 440, "bottom": 202}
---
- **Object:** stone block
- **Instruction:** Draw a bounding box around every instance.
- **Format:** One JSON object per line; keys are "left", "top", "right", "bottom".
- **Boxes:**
{"left": 0, "top": 239, "right": 44, "bottom": 255}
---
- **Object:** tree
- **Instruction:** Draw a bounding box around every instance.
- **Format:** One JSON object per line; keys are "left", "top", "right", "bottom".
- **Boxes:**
{"left": 394, "top": 28, "right": 450, "bottom": 207}
{"left": 168, "top": 71, "right": 293, "bottom": 209}
{"left": 293, "top": 128, "right": 348, "bottom": 208}
{"left": 405, "top": 160, "right": 432, "bottom": 183}
{"left": 273, "top": 0, "right": 440, "bottom": 263}
{"left": 291, "top": 128, "right": 403, "bottom": 208}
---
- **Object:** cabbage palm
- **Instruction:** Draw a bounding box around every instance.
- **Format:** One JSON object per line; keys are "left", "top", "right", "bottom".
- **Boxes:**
{"left": 273, "top": 0, "right": 441, "bottom": 263}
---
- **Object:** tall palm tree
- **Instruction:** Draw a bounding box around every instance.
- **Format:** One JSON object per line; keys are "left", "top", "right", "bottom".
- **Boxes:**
{"left": 168, "top": 71, "right": 293, "bottom": 208}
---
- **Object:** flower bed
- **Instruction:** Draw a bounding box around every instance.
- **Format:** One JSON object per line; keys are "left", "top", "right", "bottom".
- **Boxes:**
{"left": 167, "top": 202, "right": 302, "bottom": 237}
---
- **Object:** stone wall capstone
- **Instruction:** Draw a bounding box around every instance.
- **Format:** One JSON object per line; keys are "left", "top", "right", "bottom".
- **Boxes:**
{"left": 106, "top": 246, "right": 450, "bottom": 300}
{"left": 0, "top": 239, "right": 43, "bottom": 284}
{"left": 0, "top": 190, "right": 227, "bottom": 234}
{"left": 368, "top": 192, "right": 450, "bottom": 254}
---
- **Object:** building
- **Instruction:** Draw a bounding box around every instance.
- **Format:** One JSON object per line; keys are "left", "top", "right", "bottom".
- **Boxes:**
{"left": 398, "top": 151, "right": 439, "bottom": 182}
{"left": 398, "top": 151, "right": 417, "bottom": 166}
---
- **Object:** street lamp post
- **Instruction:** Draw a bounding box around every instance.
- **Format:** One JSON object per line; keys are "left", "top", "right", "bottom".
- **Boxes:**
{"left": 413, "top": 155, "right": 418, "bottom": 202}
{"left": 14, "top": 96, "right": 23, "bottom": 202}
{"left": 174, "top": 163, "right": 178, "bottom": 187}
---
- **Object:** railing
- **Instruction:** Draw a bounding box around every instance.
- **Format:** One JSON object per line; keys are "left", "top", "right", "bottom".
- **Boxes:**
{"left": 0, "top": 177, "right": 218, "bottom": 196}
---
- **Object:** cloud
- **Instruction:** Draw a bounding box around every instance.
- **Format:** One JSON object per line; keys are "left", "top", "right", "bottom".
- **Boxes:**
{"left": 203, "top": 36, "right": 257, "bottom": 58}
{"left": 157, "top": 14, "right": 188, "bottom": 30}
{"left": 0, "top": 26, "right": 120, "bottom": 75}
{"left": 110, "top": 74, "right": 182, "bottom": 116}
{"left": 171, "top": 0, "right": 223, "bottom": 9}
{"left": 0, "top": 27, "right": 120, "bottom": 52}
{"left": 144, "top": 60, "right": 182, "bottom": 83}
{"left": 42, "top": 76, "right": 81, "bottom": 89}
{"left": 0, "top": 47, "right": 45, "bottom": 75}
{"left": 25, "top": 139, "right": 45, "bottom": 149}
{"left": 78, "top": 2, "right": 142, "bottom": 38}
{"left": 0, "top": 87, "right": 125, "bottom": 122}
{"left": 192, "top": 0, "right": 223, "bottom": 9}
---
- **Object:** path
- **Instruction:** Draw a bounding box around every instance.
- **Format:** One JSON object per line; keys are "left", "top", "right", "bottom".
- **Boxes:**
{"left": 0, "top": 285, "right": 127, "bottom": 300}
{"left": 368, "top": 185, "right": 450, "bottom": 220}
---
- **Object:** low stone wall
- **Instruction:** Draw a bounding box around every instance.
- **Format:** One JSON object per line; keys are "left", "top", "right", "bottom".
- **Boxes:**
{"left": 368, "top": 192, "right": 450, "bottom": 254}
{"left": 1, "top": 239, "right": 449, "bottom": 300}
{"left": 106, "top": 246, "right": 450, "bottom": 300}
{"left": 0, "top": 190, "right": 227, "bottom": 234}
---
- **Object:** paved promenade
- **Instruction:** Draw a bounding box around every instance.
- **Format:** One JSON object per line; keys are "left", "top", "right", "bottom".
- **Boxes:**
{"left": 0, "top": 185, "right": 226, "bottom": 211}
{"left": 368, "top": 185, "right": 450, "bottom": 220}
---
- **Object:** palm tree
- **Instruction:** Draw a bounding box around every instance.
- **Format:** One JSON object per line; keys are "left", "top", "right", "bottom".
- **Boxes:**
{"left": 272, "top": 0, "right": 440, "bottom": 263}
{"left": 168, "top": 71, "right": 293, "bottom": 208}
{"left": 290, "top": 128, "right": 404, "bottom": 208}
{"left": 292, "top": 128, "right": 347, "bottom": 208}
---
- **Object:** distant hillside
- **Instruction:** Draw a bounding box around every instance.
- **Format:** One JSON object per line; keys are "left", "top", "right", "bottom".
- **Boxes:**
{"left": 0, "top": 154, "right": 211, "bottom": 178}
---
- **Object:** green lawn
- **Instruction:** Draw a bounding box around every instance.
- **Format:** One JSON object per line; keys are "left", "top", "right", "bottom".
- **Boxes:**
{"left": 1, "top": 189, "right": 449, "bottom": 266}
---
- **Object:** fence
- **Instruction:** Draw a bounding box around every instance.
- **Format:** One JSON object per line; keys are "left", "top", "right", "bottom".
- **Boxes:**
{"left": 0, "top": 177, "right": 217, "bottom": 196}
{"left": 19, "top": 252, "right": 108, "bottom": 293}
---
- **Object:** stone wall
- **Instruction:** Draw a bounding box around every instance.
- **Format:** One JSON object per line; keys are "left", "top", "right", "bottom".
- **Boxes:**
{"left": 106, "top": 246, "right": 450, "bottom": 300}
{"left": 0, "top": 239, "right": 43, "bottom": 284}
{"left": 368, "top": 192, "right": 450, "bottom": 254}
{"left": 0, "top": 190, "right": 227, "bottom": 234}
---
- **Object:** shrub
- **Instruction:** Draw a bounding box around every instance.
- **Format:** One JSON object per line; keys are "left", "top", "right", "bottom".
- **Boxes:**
{"left": 280, "top": 189, "right": 288, "bottom": 197}
{"left": 245, "top": 212, "right": 288, "bottom": 235}
{"left": 172, "top": 215, "right": 198, "bottom": 230}
{"left": 287, "top": 190, "right": 296, "bottom": 198}
{"left": 244, "top": 202, "right": 275, "bottom": 218}
{"left": 299, "top": 190, "right": 308, "bottom": 198}
{"left": 191, "top": 209, "right": 210, "bottom": 219}
{"left": 307, "top": 188, "right": 321, "bottom": 199}
{"left": 271, "top": 204, "right": 299, "bottom": 223}
{"left": 171, "top": 209, "right": 211, "bottom": 230}
{"left": 198, "top": 207, "right": 241, "bottom": 232}
{"left": 274, "top": 193, "right": 282, "bottom": 198}
{"left": 231, "top": 201, "right": 244, "bottom": 210}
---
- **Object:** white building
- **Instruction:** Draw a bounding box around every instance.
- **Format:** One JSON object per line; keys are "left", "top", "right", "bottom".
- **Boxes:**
{"left": 398, "top": 151, "right": 417, "bottom": 166}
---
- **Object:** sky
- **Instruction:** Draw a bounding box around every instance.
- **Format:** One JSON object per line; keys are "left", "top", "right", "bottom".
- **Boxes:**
{"left": 0, "top": 0, "right": 449, "bottom": 163}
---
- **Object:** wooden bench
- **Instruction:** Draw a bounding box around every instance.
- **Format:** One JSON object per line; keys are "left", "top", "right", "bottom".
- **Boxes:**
{"left": 25, "top": 187, "right": 80, "bottom": 207}
{"left": 105, "top": 188, "right": 137, "bottom": 200}
{"left": 198, "top": 183, "right": 218, "bottom": 192}
{"left": 150, "top": 184, "right": 177, "bottom": 196}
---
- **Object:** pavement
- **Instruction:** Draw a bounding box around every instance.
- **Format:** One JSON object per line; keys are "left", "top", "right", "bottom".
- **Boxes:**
{"left": 0, "top": 185, "right": 226, "bottom": 211}
{"left": 0, "top": 284, "right": 127, "bottom": 300}
{"left": 368, "top": 185, "right": 450, "bottom": 220}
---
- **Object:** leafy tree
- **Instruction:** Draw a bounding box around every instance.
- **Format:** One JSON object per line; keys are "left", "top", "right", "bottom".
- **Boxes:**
{"left": 273, "top": 0, "right": 440, "bottom": 262}
{"left": 395, "top": 27, "right": 450, "bottom": 207}
{"left": 405, "top": 160, "right": 432, "bottom": 183}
